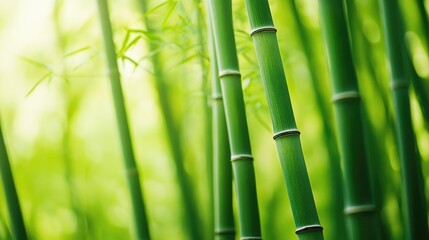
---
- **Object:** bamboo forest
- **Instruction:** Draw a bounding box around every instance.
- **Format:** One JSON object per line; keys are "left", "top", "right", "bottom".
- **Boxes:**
{"left": 1, "top": 0, "right": 429, "bottom": 239}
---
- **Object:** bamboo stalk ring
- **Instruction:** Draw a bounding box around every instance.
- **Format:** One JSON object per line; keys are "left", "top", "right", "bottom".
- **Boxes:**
{"left": 295, "top": 224, "right": 323, "bottom": 234}
{"left": 231, "top": 154, "right": 254, "bottom": 162}
{"left": 240, "top": 237, "right": 263, "bottom": 240}
{"left": 344, "top": 204, "right": 376, "bottom": 215}
{"left": 273, "top": 129, "right": 301, "bottom": 140}
{"left": 219, "top": 70, "right": 241, "bottom": 78}
{"left": 215, "top": 228, "right": 235, "bottom": 235}
{"left": 331, "top": 91, "right": 360, "bottom": 103}
{"left": 250, "top": 26, "right": 277, "bottom": 37}
{"left": 211, "top": 94, "right": 223, "bottom": 100}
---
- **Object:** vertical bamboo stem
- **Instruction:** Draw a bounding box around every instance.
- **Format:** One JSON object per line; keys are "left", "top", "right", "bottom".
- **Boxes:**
{"left": 207, "top": 0, "right": 262, "bottom": 238}
{"left": 318, "top": 0, "right": 382, "bottom": 239}
{"left": 193, "top": 0, "right": 214, "bottom": 235}
{"left": 243, "top": 0, "right": 323, "bottom": 239}
{"left": 209, "top": 25, "right": 235, "bottom": 240}
{"left": 378, "top": 0, "right": 429, "bottom": 239}
{"left": 96, "top": 1, "right": 150, "bottom": 239}
{"left": 288, "top": 1, "right": 346, "bottom": 238}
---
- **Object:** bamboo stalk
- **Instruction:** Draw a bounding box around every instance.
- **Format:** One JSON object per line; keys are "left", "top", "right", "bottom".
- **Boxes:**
{"left": 207, "top": 0, "right": 262, "bottom": 238}
{"left": 378, "top": 0, "right": 429, "bottom": 239}
{"left": 318, "top": 0, "right": 381, "bottom": 239}
{"left": 0, "top": 122, "right": 27, "bottom": 240}
{"left": 243, "top": 0, "right": 323, "bottom": 239}
{"left": 343, "top": 1, "right": 399, "bottom": 238}
{"left": 209, "top": 24, "right": 235, "bottom": 240}
{"left": 288, "top": 1, "right": 346, "bottom": 238}
{"left": 96, "top": 1, "right": 150, "bottom": 239}
{"left": 193, "top": 0, "right": 214, "bottom": 236}
{"left": 135, "top": 1, "right": 204, "bottom": 239}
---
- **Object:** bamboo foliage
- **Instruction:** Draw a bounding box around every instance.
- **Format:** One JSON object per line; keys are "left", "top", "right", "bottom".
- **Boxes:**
{"left": 242, "top": 0, "right": 324, "bottom": 239}
{"left": 209, "top": 26, "right": 235, "bottom": 240}
{"left": 0, "top": 122, "right": 27, "bottom": 240}
{"left": 378, "top": 0, "right": 429, "bottom": 239}
{"left": 318, "top": 0, "right": 382, "bottom": 239}
{"left": 96, "top": 0, "right": 150, "bottom": 239}
{"left": 207, "top": 0, "right": 262, "bottom": 238}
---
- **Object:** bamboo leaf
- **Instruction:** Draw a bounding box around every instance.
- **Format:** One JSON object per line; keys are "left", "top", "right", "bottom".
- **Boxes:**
{"left": 25, "top": 73, "right": 52, "bottom": 96}
{"left": 161, "top": 1, "right": 178, "bottom": 27}
{"left": 64, "top": 46, "right": 92, "bottom": 57}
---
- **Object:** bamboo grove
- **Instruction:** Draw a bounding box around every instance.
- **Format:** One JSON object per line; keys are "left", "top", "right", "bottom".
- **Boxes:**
{"left": 0, "top": 0, "right": 428, "bottom": 239}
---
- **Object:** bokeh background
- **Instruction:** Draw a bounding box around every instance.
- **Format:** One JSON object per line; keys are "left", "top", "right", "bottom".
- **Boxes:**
{"left": 0, "top": 0, "right": 428, "bottom": 239}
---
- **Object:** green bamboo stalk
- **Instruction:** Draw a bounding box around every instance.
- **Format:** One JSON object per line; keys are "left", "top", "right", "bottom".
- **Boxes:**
{"left": 318, "top": 0, "right": 381, "bottom": 239}
{"left": 378, "top": 0, "right": 429, "bottom": 239}
{"left": 135, "top": 1, "right": 204, "bottom": 239}
{"left": 207, "top": 0, "right": 262, "bottom": 239}
{"left": 243, "top": 1, "right": 323, "bottom": 239}
{"left": 343, "top": 1, "right": 399, "bottom": 238}
{"left": 96, "top": 1, "right": 150, "bottom": 239}
{"left": 288, "top": 1, "right": 346, "bottom": 238}
{"left": 0, "top": 121, "right": 27, "bottom": 240}
{"left": 209, "top": 25, "right": 235, "bottom": 240}
{"left": 193, "top": 0, "right": 214, "bottom": 236}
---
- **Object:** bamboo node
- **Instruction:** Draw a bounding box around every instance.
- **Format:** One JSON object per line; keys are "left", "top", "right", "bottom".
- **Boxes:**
{"left": 211, "top": 94, "right": 223, "bottom": 100}
{"left": 215, "top": 228, "right": 235, "bottom": 235}
{"left": 219, "top": 70, "right": 241, "bottom": 78}
{"left": 250, "top": 26, "right": 277, "bottom": 36}
{"left": 295, "top": 224, "right": 323, "bottom": 234}
{"left": 331, "top": 91, "right": 360, "bottom": 103}
{"left": 344, "top": 204, "right": 376, "bottom": 215}
{"left": 273, "top": 129, "right": 300, "bottom": 140}
{"left": 231, "top": 154, "right": 254, "bottom": 162}
{"left": 240, "top": 237, "right": 262, "bottom": 240}
{"left": 390, "top": 80, "right": 409, "bottom": 89}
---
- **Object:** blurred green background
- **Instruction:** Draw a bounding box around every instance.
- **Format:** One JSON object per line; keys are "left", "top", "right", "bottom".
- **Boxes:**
{"left": 0, "top": 0, "right": 428, "bottom": 239}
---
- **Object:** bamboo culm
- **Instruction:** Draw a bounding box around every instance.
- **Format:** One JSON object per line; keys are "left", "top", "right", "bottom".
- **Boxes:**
{"left": 210, "top": 25, "right": 235, "bottom": 240}
{"left": 207, "top": 0, "right": 262, "bottom": 238}
{"left": 318, "top": 0, "right": 382, "bottom": 239}
{"left": 0, "top": 122, "right": 27, "bottom": 240}
{"left": 96, "top": 0, "right": 150, "bottom": 239}
{"left": 289, "top": 0, "right": 346, "bottom": 238}
{"left": 378, "top": 0, "right": 429, "bottom": 239}
{"left": 243, "top": 0, "right": 323, "bottom": 239}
